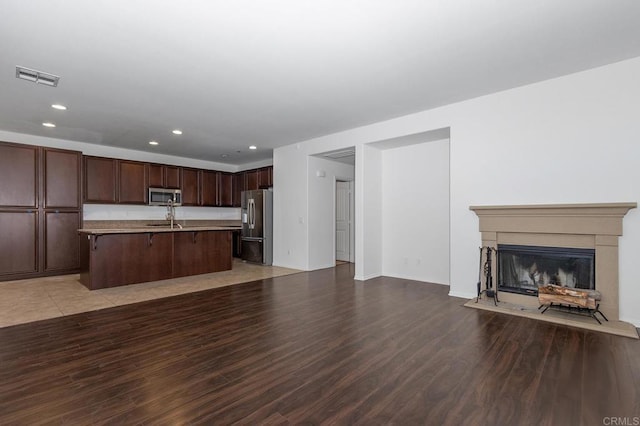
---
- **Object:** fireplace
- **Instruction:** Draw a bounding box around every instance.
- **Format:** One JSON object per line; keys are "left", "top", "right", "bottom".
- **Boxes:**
{"left": 497, "top": 244, "right": 595, "bottom": 296}
{"left": 470, "top": 203, "right": 636, "bottom": 321}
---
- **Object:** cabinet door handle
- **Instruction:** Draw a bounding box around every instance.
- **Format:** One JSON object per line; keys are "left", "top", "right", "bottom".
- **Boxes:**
{"left": 148, "top": 233, "right": 154, "bottom": 247}
{"left": 192, "top": 231, "right": 198, "bottom": 244}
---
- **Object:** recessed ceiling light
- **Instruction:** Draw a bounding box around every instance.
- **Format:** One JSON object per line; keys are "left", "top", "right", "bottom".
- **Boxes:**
{"left": 51, "top": 104, "right": 67, "bottom": 110}
{"left": 172, "top": 129, "right": 182, "bottom": 135}
{"left": 249, "top": 145, "right": 257, "bottom": 150}
{"left": 149, "top": 141, "right": 159, "bottom": 145}
{"left": 221, "top": 154, "right": 228, "bottom": 158}
{"left": 42, "top": 122, "right": 56, "bottom": 128}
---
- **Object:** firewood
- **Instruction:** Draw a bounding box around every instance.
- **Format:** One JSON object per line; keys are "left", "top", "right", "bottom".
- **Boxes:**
{"left": 538, "top": 293, "right": 596, "bottom": 309}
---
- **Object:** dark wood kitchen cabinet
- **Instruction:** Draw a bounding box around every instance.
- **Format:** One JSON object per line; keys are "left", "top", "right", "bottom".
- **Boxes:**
{"left": 148, "top": 163, "right": 164, "bottom": 188}
{"left": 45, "top": 149, "right": 82, "bottom": 209}
{"left": 258, "top": 166, "right": 273, "bottom": 188}
{"left": 0, "top": 211, "right": 38, "bottom": 276}
{"left": 80, "top": 232, "right": 173, "bottom": 289}
{"left": 173, "top": 231, "right": 232, "bottom": 278}
{"left": 232, "top": 172, "right": 245, "bottom": 207}
{"left": 218, "top": 172, "right": 233, "bottom": 207}
{"left": 181, "top": 168, "right": 200, "bottom": 206}
{"left": 44, "top": 211, "right": 81, "bottom": 272}
{"left": 84, "top": 156, "right": 117, "bottom": 203}
{"left": 118, "top": 160, "right": 148, "bottom": 204}
{"left": 148, "top": 163, "right": 181, "bottom": 189}
{"left": 202, "top": 171, "right": 233, "bottom": 207}
{"left": 0, "top": 143, "right": 37, "bottom": 208}
{"left": 165, "top": 166, "right": 181, "bottom": 189}
{"left": 86, "top": 156, "right": 149, "bottom": 205}
{"left": 201, "top": 170, "right": 219, "bottom": 207}
{"left": 0, "top": 142, "right": 82, "bottom": 280}
{"left": 80, "top": 230, "right": 232, "bottom": 289}
{"left": 245, "top": 169, "right": 259, "bottom": 191}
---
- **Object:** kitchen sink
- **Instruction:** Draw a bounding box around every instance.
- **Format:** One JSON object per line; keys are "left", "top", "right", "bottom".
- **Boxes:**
{"left": 144, "top": 224, "right": 239, "bottom": 229}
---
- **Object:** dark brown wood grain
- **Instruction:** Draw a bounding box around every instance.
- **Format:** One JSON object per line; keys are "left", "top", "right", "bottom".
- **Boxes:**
{"left": 117, "top": 160, "right": 148, "bottom": 204}
{"left": 44, "top": 148, "right": 82, "bottom": 209}
{"left": 180, "top": 168, "right": 200, "bottom": 206}
{"left": 201, "top": 170, "right": 219, "bottom": 207}
{"left": 44, "top": 211, "right": 81, "bottom": 272}
{"left": 0, "top": 142, "right": 82, "bottom": 281}
{"left": 1, "top": 263, "right": 638, "bottom": 424}
{"left": 0, "top": 143, "right": 37, "bottom": 208}
{"left": 0, "top": 210, "right": 38, "bottom": 275}
{"left": 81, "top": 231, "right": 232, "bottom": 289}
{"left": 232, "top": 171, "right": 245, "bottom": 207}
{"left": 84, "top": 156, "right": 118, "bottom": 203}
{"left": 219, "top": 172, "right": 234, "bottom": 207}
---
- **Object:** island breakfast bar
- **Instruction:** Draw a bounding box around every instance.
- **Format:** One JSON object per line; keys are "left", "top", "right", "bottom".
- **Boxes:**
{"left": 78, "top": 221, "right": 241, "bottom": 290}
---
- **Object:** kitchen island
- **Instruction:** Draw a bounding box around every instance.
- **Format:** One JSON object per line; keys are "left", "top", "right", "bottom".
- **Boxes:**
{"left": 78, "top": 221, "right": 241, "bottom": 290}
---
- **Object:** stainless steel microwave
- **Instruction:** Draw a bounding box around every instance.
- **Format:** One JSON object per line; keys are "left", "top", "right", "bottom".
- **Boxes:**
{"left": 148, "top": 188, "right": 182, "bottom": 206}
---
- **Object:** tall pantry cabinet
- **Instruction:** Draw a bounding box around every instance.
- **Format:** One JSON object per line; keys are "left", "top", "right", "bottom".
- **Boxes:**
{"left": 0, "top": 142, "right": 82, "bottom": 280}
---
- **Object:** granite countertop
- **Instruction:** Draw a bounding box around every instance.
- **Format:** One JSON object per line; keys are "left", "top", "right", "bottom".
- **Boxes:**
{"left": 78, "top": 220, "right": 242, "bottom": 235}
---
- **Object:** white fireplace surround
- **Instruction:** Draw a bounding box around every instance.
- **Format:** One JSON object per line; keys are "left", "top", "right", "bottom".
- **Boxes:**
{"left": 470, "top": 203, "right": 637, "bottom": 321}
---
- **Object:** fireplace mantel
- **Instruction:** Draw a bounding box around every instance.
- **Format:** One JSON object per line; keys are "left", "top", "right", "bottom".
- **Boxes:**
{"left": 470, "top": 202, "right": 636, "bottom": 321}
{"left": 470, "top": 203, "right": 636, "bottom": 236}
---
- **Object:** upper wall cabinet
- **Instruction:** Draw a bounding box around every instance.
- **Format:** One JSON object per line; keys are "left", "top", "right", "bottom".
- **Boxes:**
{"left": 165, "top": 166, "right": 181, "bottom": 189}
{"left": 181, "top": 168, "right": 200, "bottom": 206}
{"left": 0, "top": 143, "right": 37, "bottom": 208}
{"left": 201, "top": 170, "right": 219, "bottom": 207}
{"left": 148, "top": 163, "right": 164, "bottom": 188}
{"left": 149, "top": 164, "right": 181, "bottom": 189}
{"left": 219, "top": 172, "right": 233, "bottom": 207}
{"left": 245, "top": 169, "right": 259, "bottom": 191}
{"left": 258, "top": 166, "right": 273, "bottom": 189}
{"left": 84, "top": 156, "right": 118, "bottom": 203}
{"left": 83, "top": 154, "right": 272, "bottom": 208}
{"left": 44, "top": 149, "right": 82, "bottom": 209}
{"left": 232, "top": 172, "right": 245, "bottom": 207}
{"left": 118, "top": 160, "right": 148, "bottom": 204}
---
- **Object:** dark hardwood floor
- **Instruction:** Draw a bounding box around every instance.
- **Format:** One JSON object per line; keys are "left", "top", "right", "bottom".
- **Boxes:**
{"left": 1, "top": 263, "right": 639, "bottom": 425}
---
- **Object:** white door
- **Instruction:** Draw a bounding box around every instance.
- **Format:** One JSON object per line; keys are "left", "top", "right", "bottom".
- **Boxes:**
{"left": 336, "top": 181, "right": 350, "bottom": 262}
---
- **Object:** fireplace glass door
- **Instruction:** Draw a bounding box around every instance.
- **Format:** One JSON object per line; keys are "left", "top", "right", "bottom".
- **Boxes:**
{"left": 497, "top": 244, "right": 595, "bottom": 296}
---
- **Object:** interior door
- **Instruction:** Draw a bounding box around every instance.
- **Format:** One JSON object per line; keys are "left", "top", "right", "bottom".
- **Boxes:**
{"left": 335, "top": 181, "right": 350, "bottom": 262}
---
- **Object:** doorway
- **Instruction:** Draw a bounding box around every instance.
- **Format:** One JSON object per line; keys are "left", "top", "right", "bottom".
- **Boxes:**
{"left": 335, "top": 180, "right": 354, "bottom": 263}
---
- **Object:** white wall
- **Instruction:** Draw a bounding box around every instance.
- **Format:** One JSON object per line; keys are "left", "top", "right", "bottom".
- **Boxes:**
{"left": 273, "top": 143, "right": 310, "bottom": 269}
{"left": 0, "top": 129, "right": 242, "bottom": 221}
{"left": 273, "top": 56, "right": 640, "bottom": 326}
{"left": 307, "top": 156, "right": 355, "bottom": 270}
{"left": 381, "top": 139, "right": 450, "bottom": 284}
{"left": 355, "top": 144, "right": 383, "bottom": 280}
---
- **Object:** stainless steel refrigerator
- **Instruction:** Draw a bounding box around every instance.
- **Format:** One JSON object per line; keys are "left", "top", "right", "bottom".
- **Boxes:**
{"left": 241, "top": 189, "right": 273, "bottom": 265}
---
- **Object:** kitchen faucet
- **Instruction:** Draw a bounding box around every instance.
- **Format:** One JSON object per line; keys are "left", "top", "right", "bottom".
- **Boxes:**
{"left": 165, "top": 198, "right": 182, "bottom": 229}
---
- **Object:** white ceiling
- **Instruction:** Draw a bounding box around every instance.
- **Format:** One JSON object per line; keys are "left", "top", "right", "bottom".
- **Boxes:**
{"left": 1, "top": 1, "right": 639, "bottom": 165}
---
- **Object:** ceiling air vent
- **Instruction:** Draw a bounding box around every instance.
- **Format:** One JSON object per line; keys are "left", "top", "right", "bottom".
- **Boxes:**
{"left": 15, "top": 66, "right": 60, "bottom": 87}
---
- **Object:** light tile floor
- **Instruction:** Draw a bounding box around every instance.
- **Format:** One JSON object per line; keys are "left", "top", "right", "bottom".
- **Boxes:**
{"left": 0, "top": 260, "right": 300, "bottom": 328}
